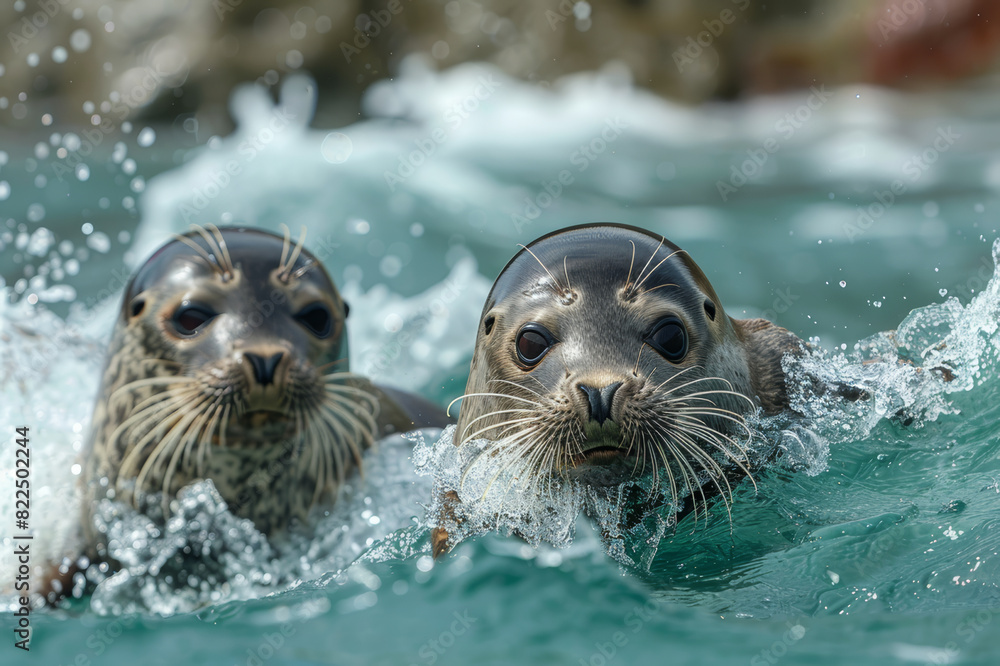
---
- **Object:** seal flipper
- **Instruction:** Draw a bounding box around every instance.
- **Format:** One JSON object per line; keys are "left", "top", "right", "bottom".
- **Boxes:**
{"left": 731, "top": 317, "right": 804, "bottom": 415}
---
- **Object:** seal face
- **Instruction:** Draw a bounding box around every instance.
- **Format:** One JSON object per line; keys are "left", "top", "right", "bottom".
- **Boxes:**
{"left": 432, "top": 223, "right": 801, "bottom": 556}
{"left": 82, "top": 225, "right": 437, "bottom": 551}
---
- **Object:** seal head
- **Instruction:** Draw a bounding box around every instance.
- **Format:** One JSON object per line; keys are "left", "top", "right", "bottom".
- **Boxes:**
{"left": 83, "top": 225, "right": 436, "bottom": 547}
{"left": 432, "top": 223, "right": 801, "bottom": 555}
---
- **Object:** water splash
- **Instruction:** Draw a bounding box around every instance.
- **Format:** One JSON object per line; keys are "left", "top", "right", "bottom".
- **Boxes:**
{"left": 413, "top": 239, "right": 1000, "bottom": 569}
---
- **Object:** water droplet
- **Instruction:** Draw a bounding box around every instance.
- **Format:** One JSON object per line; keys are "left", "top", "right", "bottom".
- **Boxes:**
{"left": 285, "top": 50, "right": 303, "bottom": 69}
{"left": 384, "top": 313, "right": 403, "bottom": 332}
{"left": 137, "top": 127, "right": 156, "bottom": 147}
{"left": 0, "top": 151, "right": 7, "bottom": 166}
{"left": 70, "top": 29, "right": 92, "bottom": 53}
{"left": 75, "top": 164, "right": 90, "bottom": 181}
{"left": 130, "top": 176, "right": 145, "bottom": 192}
{"left": 410, "top": 223, "right": 424, "bottom": 237}
{"left": 939, "top": 288, "right": 948, "bottom": 297}
{"left": 26, "top": 53, "right": 39, "bottom": 67}
{"left": 63, "top": 133, "right": 81, "bottom": 151}
{"left": 0, "top": 181, "right": 9, "bottom": 201}
{"left": 81, "top": 222, "right": 93, "bottom": 235}
{"left": 348, "top": 218, "right": 370, "bottom": 235}
{"left": 321, "top": 132, "right": 352, "bottom": 164}
{"left": 380, "top": 255, "right": 402, "bottom": 278}
{"left": 34, "top": 142, "right": 49, "bottom": 159}
{"left": 26, "top": 204, "right": 45, "bottom": 222}
{"left": 122, "top": 158, "right": 136, "bottom": 175}
{"left": 839, "top": 280, "right": 846, "bottom": 288}
{"left": 86, "top": 232, "right": 111, "bottom": 253}
{"left": 52, "top": 46, "right": 68, "bottom": 63}
{"left": 111, "top": 141, "right": 127, "bottom": 163}
{"left": 873, "top": 300, "right": 882, "bottom": 308}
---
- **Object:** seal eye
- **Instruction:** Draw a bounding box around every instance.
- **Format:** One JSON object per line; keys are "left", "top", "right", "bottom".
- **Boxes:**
{"left": 295, "top": 303, "right": 333, "bottom": 338}
{"left": 170, "top": 302, "right": 218, "bottom": 337}
{"left": 646, "top": 317, "right": 688, "bottom": 362}
{"left": 515, "top": 323, "right": 556, "bottom": 366}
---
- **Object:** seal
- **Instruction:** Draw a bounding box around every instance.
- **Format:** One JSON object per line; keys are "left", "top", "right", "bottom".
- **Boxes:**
{"left": 81, "top": 224, "right": 449, "bottom": 561}
{"left": 431, "top": 223, "right": 802, "bottom": 556}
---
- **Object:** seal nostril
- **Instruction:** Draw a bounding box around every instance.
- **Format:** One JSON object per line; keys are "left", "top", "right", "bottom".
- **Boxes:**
{"left": 246, "top": 351, "right": 284, "bottom": 386}
{"left": 578, "top": 382, "right": 623, "bottom": 425}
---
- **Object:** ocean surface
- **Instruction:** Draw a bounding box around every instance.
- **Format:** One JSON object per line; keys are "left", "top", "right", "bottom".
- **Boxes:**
{"left": 2, "top": 60, "right": 1000, "bottom": 665}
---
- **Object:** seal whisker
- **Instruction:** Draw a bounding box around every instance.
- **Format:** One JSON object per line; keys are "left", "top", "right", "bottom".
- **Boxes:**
{"left": 161, "top": 397, "right": 215, "bottom": 513}
{"left": 111, "top": 387, "right": 203, "bottom": 457}
{"left": 133, "top": 394, "right": 210, "bottom": 508}
{"left": 204, "top": 223, "right": 235, "bottom": 277}
{"left": 277, "top": 224, "right": 308, "bottom": 283}
{"left": 173, "top": 232, "right": 226, "bottom": 278}
{"left": 630, "top": 236, "right": 664, "bottom": 296}
{"left": 479, "top": 428, "right": 544, "bottom": 499}
{"left": 667, "top": 427, "right": 736, "bottom": 527}
{"left": 447, "top": 392, "right": 542, "bottom": 417}
{"left": 632, "top": 249, "right": 686, "bottom": 295}
{"left": 462, "top": 416, "right": 543, "bottom": 444}
{"left": 488, "top": 378, "right": 546, "bottom": 399}
{"left": 624, "top": 240, "right": 637, "bottom": 291}
{"left": 109, "top": 376, "right": 198, "bottom": 400}
{"left": 459, "top": 408, "right": 543, "bottom": 442}
{"left": 517, "top": 243, "right": 567, "bottom": 295}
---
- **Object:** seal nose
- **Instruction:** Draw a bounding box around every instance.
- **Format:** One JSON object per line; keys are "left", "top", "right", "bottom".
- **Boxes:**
{"left": 578, "top": 382, "right": 622, "bottom": 425}
{"left": 245, "top": 351, "right": 284, "bottom": 386}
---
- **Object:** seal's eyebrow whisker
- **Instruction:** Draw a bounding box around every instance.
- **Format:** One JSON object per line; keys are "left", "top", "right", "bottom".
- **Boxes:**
{"left": 277, "top": 224, "right": 309, "bottom": 283}
{"left": 204, "top": 223, "right": 235, "bottom": 277}
{"left": 624, "top": 240, "right": 637, "bottom": 290}
{"left": 188, "top": 224, "right": 235, "bottom": 280}
{"left": 173, "top": 232, "right": 225, "bottom": 277}
{"left": 518, "top": 244, "right": 570, "bottom": 296}
{"left": 632, "top": 249, "right": 686, "bottom": 295}
{"left": 642, "top": 282, "right": 680, "bottom": 296}
{"left": 292, "top": 259, "right": 317, "bottom": 279}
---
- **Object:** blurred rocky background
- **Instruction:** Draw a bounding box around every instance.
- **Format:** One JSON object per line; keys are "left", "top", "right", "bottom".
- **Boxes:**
{"left": 2, "top": 0, "right": 1000, "bottom": 135}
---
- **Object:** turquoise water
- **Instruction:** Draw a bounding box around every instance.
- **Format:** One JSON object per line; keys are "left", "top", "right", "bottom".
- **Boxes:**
{"left": 3, "top": 65, "right": 1000, "bottom": 664}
